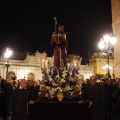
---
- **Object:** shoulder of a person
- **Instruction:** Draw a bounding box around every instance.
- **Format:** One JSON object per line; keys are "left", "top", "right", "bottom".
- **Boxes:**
{"left": 84, "top": 83, "right": 91, "bottom": 89}
{"left": 13, "top": 87, "right": 19, "bottom": 93}
{"left": 37, "top": 85, "right": 40, "bottom": 87}
{"left": 52, "top": 32, "right": 57, "bottom": 36}
{"left": 27, "top": 86, "right": 33, "bottom": 91}
{"left": 62, "top": 33, "right": 66, "bottom": 36}
{"left": 27, "top": 86, "right": 31, "bottom": 89}
{"left": 96, "top": 83, "right": 103, "bottom": 88}
{"left": 86, "top": 83, "right": 91, "bottom": 86}
{"left": 95, "top": 82, "right": 100, "bottom": 86}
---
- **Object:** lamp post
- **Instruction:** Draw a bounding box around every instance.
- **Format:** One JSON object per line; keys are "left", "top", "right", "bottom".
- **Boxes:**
{"left": 98, "top": 34, "right": 116, "bottom": 79}
{"left": 4, "top": 48, "right": 12, "bottom": 79}
{"left": 103, "top": 64, "right": 112, "bottom": 77}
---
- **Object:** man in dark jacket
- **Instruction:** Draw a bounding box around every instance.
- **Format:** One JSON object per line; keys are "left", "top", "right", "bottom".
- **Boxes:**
{"left": 28, "top": 80, "right": 40, "bottom": 120}
{"left": 2, "top": 78, "right": 13, "bottom": 120}
{"left": 113, "top": 78, "right": 120, "bottom": 118}
{"left": 11, "top": 79, "right": 34, "bottom": 120}
{"left": 79, "top": 75, "right": 104, "bottom": 120}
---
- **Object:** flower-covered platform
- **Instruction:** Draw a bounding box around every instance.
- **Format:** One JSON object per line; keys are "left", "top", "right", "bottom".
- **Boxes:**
{"left": 40, "top": 63, "right": 82, "bottom": 101}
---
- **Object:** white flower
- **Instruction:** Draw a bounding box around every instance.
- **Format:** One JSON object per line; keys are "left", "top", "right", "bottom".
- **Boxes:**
{"left": 56, "top": 75, "right": 59, "bottom": 78}
{"left": 61, "top": 78, "right": 65, "bottom": 83}
{"left": 41, "top": 65, "right": 82, "bottom": 99}
{"left": 64, "top": 85, "right": 72, "bottom": 91}
{"left": 52, "top": 82, "right": 58, "bottom": 87}
{"left": 49, "top": 77, "right": 53, "bottom": 81}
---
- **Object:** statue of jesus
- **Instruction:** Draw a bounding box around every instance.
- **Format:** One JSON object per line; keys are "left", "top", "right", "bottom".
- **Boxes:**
{"left": 51, "top": 24, "right": 69, "bottom": 69}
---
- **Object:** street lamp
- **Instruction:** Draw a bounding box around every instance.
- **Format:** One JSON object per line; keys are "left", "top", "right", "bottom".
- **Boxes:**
{"left": 98, "top": 34, "right": 116, "bottom": 79}
{"left": 103, "top": 64, "right": 112, "bottom": 71}
{"left": 103, "top": 64, "right": 112, "bottom": 77}
{"left": 4, "top": 48, "right": 12, "bottom": 79}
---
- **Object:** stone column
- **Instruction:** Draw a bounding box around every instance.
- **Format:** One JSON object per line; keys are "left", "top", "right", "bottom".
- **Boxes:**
{"left": 111, "top": 0, "right": 120, "bottom": 77}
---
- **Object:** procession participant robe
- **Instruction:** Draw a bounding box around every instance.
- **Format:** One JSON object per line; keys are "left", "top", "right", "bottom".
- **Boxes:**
{"left": 81, "top": 83, "right": 104, "bottom": 120}
{"left": 12, "top": 87, "right": 34, "bottom": 120}
{"left": 28, "top": 85, "right": 40, "bottom": 120}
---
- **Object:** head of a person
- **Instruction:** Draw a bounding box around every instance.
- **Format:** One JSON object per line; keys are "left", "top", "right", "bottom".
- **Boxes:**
{"left": 86, "top": 79, "right": 90, "bottom": 84}
{"left": 117, "top": 78, "right": 120, "bottom": 85}
{"left": 7, "top": 78, "right": 13, "bottom": 85}
{"left": 20, "top": 79, "right": 27, "bottom": 89}
{"left": 90, "top": 75, "right": 97, "bottom": 85}
{"left": 57, "top": 25, "right": 64, "bottom": 33}
{"left": 33, "top": 80, "right": 38, "bottom": 85}
{"left": 13, "top": 81, "right": 18, "bottom": 87}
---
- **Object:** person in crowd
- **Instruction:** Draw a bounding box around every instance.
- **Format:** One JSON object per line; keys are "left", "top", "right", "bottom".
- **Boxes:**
{"left": 0, "top": 78, "right": 4, "bottom": 118}
{"left": 11, "top": 79, "right": 35, "bottom": 120}
{"left": 32, "top": 80, "right": 40, "bottom": 99}
{"left": 113, "top": 78, "right": 120, "bottom": 118}
{"left": 2, "top": 78, "right": 13, "bottom": 120}
{"left": 0, "top": 79, "right": 6, "bottom": 119}
{"left": 107, "top": 78, "right": 117, "bottom": 119}
{"left": 101, "top": 78, "right": 112, "bottom": 120}
{"left": 11, "top": 76, "right": 17, "bottom": 81}
{"left": 28, "top": 80, "right": 40, "bottom": 120}
{"left": 0, "top": 79, "right": 7, "bottom": 93}
{"left": 79, "top": 75, "right": 104, "bottom": 120}
{"left": 13, "top": 81, "right": 18, "bottom": 90}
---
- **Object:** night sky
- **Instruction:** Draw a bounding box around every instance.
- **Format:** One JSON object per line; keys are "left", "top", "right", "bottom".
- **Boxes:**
{"left": 0, "top": 0, "right": 112, "bottom": 62}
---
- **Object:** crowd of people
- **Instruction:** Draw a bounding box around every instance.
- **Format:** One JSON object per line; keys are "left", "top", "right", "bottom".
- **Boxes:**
{"left": 0, "top": 78, "right": 40, "bottom": 120}
{"left": 0, "top": 75, "right": 120, "bottom": 120}
{"left": 80, "top": 76, "right": 120, "bottom": 120}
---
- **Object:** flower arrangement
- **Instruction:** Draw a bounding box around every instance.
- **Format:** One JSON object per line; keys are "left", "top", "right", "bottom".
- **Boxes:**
{"left": 40, "top": 65, "right": 82, "bottom": 100}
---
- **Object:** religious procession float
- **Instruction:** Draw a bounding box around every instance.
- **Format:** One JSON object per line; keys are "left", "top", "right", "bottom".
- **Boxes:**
{"left": 39, "top": 18, "right": 82, "bottom": 101}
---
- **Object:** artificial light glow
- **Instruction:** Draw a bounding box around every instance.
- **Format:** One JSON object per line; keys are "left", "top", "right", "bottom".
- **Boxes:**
{"left": 98, "top": 39, "right": 104, "bottom": 49}
{"left": 103, "top": 64, "right": 112, "bottom": 70}
{"left": 102, "top": 52, "right": 106, "bottom": 56}
{"left": 109, "top": 66, "right": 112, "bottom": 70}
{"left": 103, "top": 34, "right": 110, "bottom": 43}
{"left": 4, "top": 48, "right": 12, "bottom": 59}
{"left": 98, "top": 33, "right": 116, "bottom": 51}
{"left": 110, "top": 35, "right": 117, "bottom": 45}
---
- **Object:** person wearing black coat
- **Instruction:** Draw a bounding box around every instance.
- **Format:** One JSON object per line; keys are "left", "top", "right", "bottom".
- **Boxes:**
{"left": 2, "top": 79, "right": 13, "bottom": 120}
{"left": 28, "top": 80, "right": 40, "bottom": 120}
{"left": 79, "top": 75, "right": 104, "bottom": 120}
{"left": 113, "top": 78, "right": 120, "bottom": 118}
{"left": 11, "top": 79, "right": 35, "bottom": 120}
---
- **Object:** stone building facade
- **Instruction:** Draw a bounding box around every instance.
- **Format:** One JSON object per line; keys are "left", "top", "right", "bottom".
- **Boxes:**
{"left": 89, "top": 52, "right": 114, "bottom": 78}
{"left": 0, "top": 51, "right": 93, "bottom": 81}
{"left": 111, "top": 0, "right": 120, "bottom": 77}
